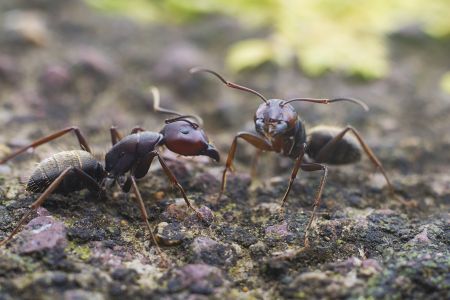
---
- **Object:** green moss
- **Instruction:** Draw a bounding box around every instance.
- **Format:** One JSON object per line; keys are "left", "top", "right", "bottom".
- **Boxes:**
{"left": 67, "top": 242, "right": 91, "bottom": 261}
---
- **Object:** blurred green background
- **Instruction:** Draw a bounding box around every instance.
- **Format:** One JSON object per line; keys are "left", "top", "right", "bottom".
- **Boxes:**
{"left": 87, "top": 0, "right": 450, "bottom": 87}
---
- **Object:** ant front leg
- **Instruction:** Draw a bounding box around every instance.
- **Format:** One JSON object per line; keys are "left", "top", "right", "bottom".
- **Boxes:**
{"left": 0, "top": 167, "right": 101, "bottom": 247}
{"left": 219, "top": 132, "right": 273, "bottom": 201}
{"left": 280, "top": 143, "right": 307, "bottom": 208}
{"left": 153, "top": 152, "right": 208, "bottom": 223}
{"left": 0, "top": 126, "right": 91, "bottom": 164}
{"left": 300, "top": 163, "right": 328, "bottom": 248}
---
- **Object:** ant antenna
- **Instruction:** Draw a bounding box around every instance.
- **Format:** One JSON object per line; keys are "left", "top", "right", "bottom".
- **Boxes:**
{"left": 150, "top": 86, "right": 204, "bottom": 126}
{"left": 283, "top": 97, "right": 369, "bottom": 111}
{"left": 165, "top": 116, "right": 199, "bottom": 129}
{"left": 190, "top": 67, "right": 268, "bottom": 104}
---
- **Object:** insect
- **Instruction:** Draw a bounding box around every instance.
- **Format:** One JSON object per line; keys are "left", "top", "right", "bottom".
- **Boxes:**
{"left": 0, "top": 87, "right": 220, "bottom": 259}
{"left": 190, "top": 68, "right": 396, "bottom": 247}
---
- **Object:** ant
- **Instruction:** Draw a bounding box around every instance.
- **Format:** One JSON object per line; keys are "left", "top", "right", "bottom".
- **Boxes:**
{"left": 0, "top": 87, "right": 220, "bottom": 262}
{"left": 190, "top": 68, "right": 399, "bottom": 247}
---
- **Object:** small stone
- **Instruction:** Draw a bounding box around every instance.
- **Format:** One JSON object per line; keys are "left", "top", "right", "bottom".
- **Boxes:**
{"left": 17, "top": 216, "right": 67, "bottom": 253}
{"left": 70, "top": 48, "right": 118, "bottom": 80}
{"left": 154, "top": 191, "right": 165, "bottom": 201}
{"left": 249, "top": 241, "right": 268, "bottom": 258}
{"left": 0, "top": 55, "right": 20, "bottom": 85}
{"left": 165, "top": 201, "right": 189, "bottom": 221}
{"left": 265, "top": 222, "right": 289, "bottom": 238}
{"left": 63, "top": 289, "right": 104, "bottom": 300}
{"left": 166, "top": 264, "right": 227, "bottom": 295}
{"left": 189, "top": 172, "right": 220, "bottom": 192}
{"left": 3, "top": 10, "right": 50, "bottom": 46}
{"left": 368, "top": 173, "right": 387, "bottom": 190}
{"left": 253, "top": 202, "right": 281, "bottom": 215}
{"left": 39, "top": 65, "right": 71, "bottom": 94}
{"left": 155, "top": 222, "right": 185, "bottom": 246}
{"left": 409, "top": 228, "right": 431, "bottom": 244}
{"left": 360, "top": 259, "right": 382, "bottom": 276}
{"left": 197, "top": 205, "right": 214, "bottom": 225}
{"left": 111, "top": 268, "right": 139, "bottom": 284}
{"left": 191, "top": 237, "right": 237, "bottom": 266}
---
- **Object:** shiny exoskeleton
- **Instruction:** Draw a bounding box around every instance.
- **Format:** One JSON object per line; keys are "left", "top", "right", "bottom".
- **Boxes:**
{"left": 191, "top": 68, "right": 396, "bottom": 247}
{"left": 0, "top": 88, "right": 219, "bottom": 262}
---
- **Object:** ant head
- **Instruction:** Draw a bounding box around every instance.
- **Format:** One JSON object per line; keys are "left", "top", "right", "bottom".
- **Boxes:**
{"left": 149, "top": 86, "right": 220, "bottom": 162}
{"left": 255, "top": 99, "right": 298, "bottom": 138}
{"left": 190, "top": 67, "right": 369, "bottom": 139}
{"left": 161, "top": 119, "right": 220, "bottom": 162}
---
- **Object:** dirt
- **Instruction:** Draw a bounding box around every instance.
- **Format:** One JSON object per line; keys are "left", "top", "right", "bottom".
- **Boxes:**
{"left": 0, "top": 1, "right": 449, "bottom": 299}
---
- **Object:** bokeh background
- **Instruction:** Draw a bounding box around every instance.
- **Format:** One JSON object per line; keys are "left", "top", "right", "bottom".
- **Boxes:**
{"left": 1, "top": 0, "right": 450, "bottom": 172}
{"left": 1, "top": 1, "right": 450, "bottom": 299}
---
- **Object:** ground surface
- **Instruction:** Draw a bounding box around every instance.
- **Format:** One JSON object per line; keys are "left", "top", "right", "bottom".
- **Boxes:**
{"left": 0, "top": 1, "right": 449, "bottom": 299}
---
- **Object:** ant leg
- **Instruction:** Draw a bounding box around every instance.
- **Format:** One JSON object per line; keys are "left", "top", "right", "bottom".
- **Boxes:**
{"left": 300, "top": 163, "right": 328, "bottom": 248}
{"left": 314, "top": 126, "right": 394, "bottom": 195}
{"left": 127, "top": 175, "right": 167, "bottom": 264}
{"left": 110, "top": 126, "right": 123, "bottom": 145}
{"left": 154, "top": 153, "right": 205, "bottom": 221}
{"left": 219, "top": 132, "right": 272, "bottom": 201}
{"left": 0, "top": 167, "right": 101, "bottom": 247}
{"left": 1, "top": 127, "right": 91, "bottom": 164}
{"left": 130, "top": 127, "right": 146, "bottom": 134}
{"left": 280, "top": 143, "right": 307, "bottom": 208}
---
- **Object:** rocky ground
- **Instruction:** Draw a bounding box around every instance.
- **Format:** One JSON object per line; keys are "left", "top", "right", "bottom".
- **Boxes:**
{"left": 0, "top": 1, "right": 449, "bottom": 299}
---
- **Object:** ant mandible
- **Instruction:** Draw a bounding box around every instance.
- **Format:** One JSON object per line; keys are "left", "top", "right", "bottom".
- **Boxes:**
{"left": 191, "top": 68, "right": 396, "bottom": 247}
{"left": 0, "top": 87, "right": 220, "bottom": 261}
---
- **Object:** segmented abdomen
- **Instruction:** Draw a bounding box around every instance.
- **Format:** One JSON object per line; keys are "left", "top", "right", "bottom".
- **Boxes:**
{"left": 27, "top": 150, "right": 100, "bottom": 194}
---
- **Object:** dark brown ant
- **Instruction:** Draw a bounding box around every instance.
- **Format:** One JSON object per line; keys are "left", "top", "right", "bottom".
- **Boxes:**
{"left": 0, "top": 87, "right": 220, "bottom": 261}
{"left": 190, "top": 67, "right": 399, "bottom": 247}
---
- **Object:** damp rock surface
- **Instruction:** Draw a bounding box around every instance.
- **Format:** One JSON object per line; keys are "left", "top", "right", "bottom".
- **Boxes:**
{"left": 0, "top": 1, "right": 449, "bottom": 299}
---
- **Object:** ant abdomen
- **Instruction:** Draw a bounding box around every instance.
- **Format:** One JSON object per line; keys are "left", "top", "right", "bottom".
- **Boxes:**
{"left": 27, "top": 150, "right": 104, "bottom": 194}
{"left": 307, "top": 125, "right": 361, "bottom": 165}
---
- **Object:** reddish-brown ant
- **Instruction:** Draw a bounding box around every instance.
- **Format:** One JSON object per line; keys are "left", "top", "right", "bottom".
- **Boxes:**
{"left": 191, "top": 68, "right": 398, "bottom": 247}
{"left": 0, "top": 87, "right": 220, "bottom": 261}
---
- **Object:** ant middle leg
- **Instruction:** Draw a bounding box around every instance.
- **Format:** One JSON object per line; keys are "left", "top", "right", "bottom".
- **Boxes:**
{"left": 124, "top": 175, "right": 167, "bottom": 264}
{"left": 0, "top": 167, "right": 101, "bottom": 247}
{"left": 0, "top": 126, "right": 92, "bottom": 164}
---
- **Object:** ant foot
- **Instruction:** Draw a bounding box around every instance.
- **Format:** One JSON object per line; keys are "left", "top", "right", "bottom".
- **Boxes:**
{"left": 393, "top": 193, "right": 418, "bottom": 208}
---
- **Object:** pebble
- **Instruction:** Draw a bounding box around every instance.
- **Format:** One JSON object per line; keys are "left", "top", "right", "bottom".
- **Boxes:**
{"left": 191, "top": 236, "right": 237, "bottom": 266}
{"left": 265, "top": 221, "right": 289, "bottom": 237}
{"left": 166, "top": 264, "right": 227, "bottom": 295}
{"left": 155, "top": 222, "right": 185, "bottom": 246}
{"left": 64, "top": 289, "right": 104, "bottom": 300}
{"left": 249, "top": 241, "right": 268, "bottom": 257}
{"left": 3, "top": 10, "right": 50, "bottom": 46}
{"left": 39, "top": 65, "right": 71, "bottom": 94}
{"left": 409, "top": 228, "right": 431, "bottom": 244}
{"left": 17, "top": 216, "right": 68, "bottom": 253}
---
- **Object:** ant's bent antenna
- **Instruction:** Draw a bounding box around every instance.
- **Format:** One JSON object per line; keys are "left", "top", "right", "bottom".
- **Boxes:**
{"left": 190, "top": 67, "right": 268, "bottom": 104}
{"left": 150, "top": 86, "right": 204, "bottom": 126}
{"left": 283, "top": 97, "right": 369, "bottom": 111}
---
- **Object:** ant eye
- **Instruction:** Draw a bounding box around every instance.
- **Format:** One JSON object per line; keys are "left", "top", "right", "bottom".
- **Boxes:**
{"left": 180, "top": 128, "right": 190, "bottom": 135}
